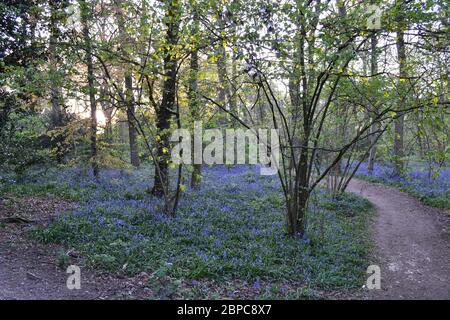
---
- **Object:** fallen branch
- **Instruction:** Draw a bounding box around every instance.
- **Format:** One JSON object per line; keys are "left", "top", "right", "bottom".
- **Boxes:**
{"left": 0, "top": 216, "right": 34, "bottom": 224}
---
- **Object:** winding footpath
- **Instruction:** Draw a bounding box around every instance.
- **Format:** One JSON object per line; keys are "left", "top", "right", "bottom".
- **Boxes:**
{"left": 347, "top": 179, "right": 450, "bottom": 299}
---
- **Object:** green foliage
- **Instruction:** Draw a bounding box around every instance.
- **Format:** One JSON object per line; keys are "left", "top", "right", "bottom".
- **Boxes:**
{"left": 56, "top": 249, "right": 71, "bottom": 269}
{"left": 323, "top": 193, "right": 372, "bottom": 217}
{"left": 0, "top": 95, "right": 52, "bottom": 176}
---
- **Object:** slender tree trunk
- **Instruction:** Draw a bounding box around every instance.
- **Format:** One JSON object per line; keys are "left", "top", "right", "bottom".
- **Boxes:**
{"left": 49, "top": 1, "right": 62, "bottom": 128}
{"left": 216, "top": 51, "right": 230, "bottom": 123}
{"left": 215, "top": 8, "right": 232, "bottom": 125}
{"left": 80, "top": 0, "right": 98, "bottom": 179}
{"left": 367, "top": 30, "right": 378, "bottom": 173}
{"left": 394, "top": 2, "right": 406, "bottom": 176}
{"left": 296, "top": 146, "right": 309, "bottom": 236}
{"left": 151, "top": 0, "right": 181, "bottom": 196}
{"left": 99, "top": 84, "right": 113, "bottom": 143}
{"left": 104, "top": 113, "right": 113, "bottom": 142}
{"left": 286, "top": 13, "right": 309, "bottom": 237}
{"left": 126, "top": 81, "right": 140, "bottom": 167}
{"left": 229, "top": 13, "right": 238, "bottom": 126}
{"left": 118, "top": 112, "right": 128, "bottom": 144}
{"left": 49, "top": 0, "right": 65, "bottom": 162}
{"left": 189, "top": 6, "right": 201, "bottom": 189}
{"left": 115, "top": 0, "right": 140, "bottom": 167}
{"left": 330, "top": 0, "right": 347, "bottom": 187}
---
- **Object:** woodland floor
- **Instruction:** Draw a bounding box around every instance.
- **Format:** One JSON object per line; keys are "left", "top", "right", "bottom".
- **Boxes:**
{"left": 0, "top": 197, "right": 153, "bottom": 299}
{"left": 347, "top": 179, "right": 450, "bottom": 300}
{"left": 0, "top": 179, "right": 449, "bottom": 300}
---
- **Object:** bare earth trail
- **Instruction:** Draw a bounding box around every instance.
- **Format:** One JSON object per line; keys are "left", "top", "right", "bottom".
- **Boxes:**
{"left": 347, "top": 179, "right": 450, "bottom": 299}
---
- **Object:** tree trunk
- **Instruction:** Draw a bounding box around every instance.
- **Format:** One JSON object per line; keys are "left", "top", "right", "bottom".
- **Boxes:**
{"left": 99, "top": 84, "right": 113, "bottom": 143}
{"left": 229, "top": 16, "right": 238, "bottom": 126}
{"left": 49, "top": 0, "right": 65, "bottom": 162}
{"left": 215, "top": 8, "right": 232, "bottom": 125}
{"left": 189, "top": 6, "right": 201, "bottom": 189}
{"left": 295, "top": 145, "right": 309, "bottom": 236}
{"left": 115, "top": 0, "right": 140, "bottom": 167}
{"left": 367, "top": 30, "right": 378, "bottom": 173}
{"left": 286, "top": 11, "right": 309, "bottom": 237}
{"left": 49, "top": 1, "right": 62, "bottom": 128}
{"left": 80, "top": 0, "right": 98, "bottom": 179}
{"left": 394, "top": 2, "right": 406, "bottom": 176}
{"left": 125, "top": 76, "right": 140, "bottom": 167}
{"left": 151, "top": 0, "right": 181, "bottom": 196}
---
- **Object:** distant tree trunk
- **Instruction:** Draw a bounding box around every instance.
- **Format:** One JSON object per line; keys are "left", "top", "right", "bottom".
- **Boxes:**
{"left": 49, "top": 1, "right": 62, "bottom": 128}
{"left": 229, "top": 13, "right": 238, "bottom": 126}
{"left": 104, "top": 111, "right": 113, "bottom": 142}
{"left": 189, "top": 6, "right": 201, "bottom": 189}
{"left": 151, "top": 0, "right": 181, "bottom": 196}
{"left": 115, "top": 0, "right": 140, "bottom": 167}
{"left": 394, "top": 2, "right": 406, "bottom": 176}
{"left": 80, "top": 0, "right": 98, "bottom": 179}
{"left": 118, "top": 113, "right": 128, "bottom": 143}
{"left": 367, "top": 30, "right": 378, "bottom": 173}
{"left": 215, "top": 8, "right": 232, "bottom": 125}
{"left": 48, "top": 0, "right": 65, "bottom": 162}
{"left": 99, "top": 83, "right": 113, "bottom": 142}
{"left": 125, "top": 77, "right": 140, "bottom": 167}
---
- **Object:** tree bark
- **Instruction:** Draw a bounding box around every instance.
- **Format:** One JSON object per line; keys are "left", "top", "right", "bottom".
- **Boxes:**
{"left": 115, "top": 0, "right": 140, "bottom": 167}
{"left": 189, "top": 6, "right": 201, "bottom": 189}
{"left": 215, "top": 8, "right": 232, "bottom": 125}
{"left": 99, "top": 83, "right": 113, "bottom": 143}
{"left": 394, "top": 1, "right": 406, "bottom": 176}
{"left": 367, "top": 31, "right": 378, "bottom": 173}
{"left": 286, "top": 10, "right": 310, "bottom": 237}
{"left": 80, "top": 0, "right": 98, "bottom": 179}
{"left": 48, "top": 0, "right": 66, "bottom": 163}
{"left": 49, "top": 0, "right": 62, "bottom": 128}
{"left": 151, "top": 0, "right": 181, "bottom": 196}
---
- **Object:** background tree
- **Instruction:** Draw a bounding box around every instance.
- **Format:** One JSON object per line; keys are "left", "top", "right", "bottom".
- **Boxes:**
{"left": 79, "top": 0, "right": 99, "bottom": 178}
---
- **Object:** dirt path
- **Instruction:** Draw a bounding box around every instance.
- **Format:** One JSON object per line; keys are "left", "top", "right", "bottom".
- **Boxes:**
{"left": 347, "top": 179, "right": 450, "bottom": 300}
{"left": 0, "top": 196, "right": 152, "bottom": 300}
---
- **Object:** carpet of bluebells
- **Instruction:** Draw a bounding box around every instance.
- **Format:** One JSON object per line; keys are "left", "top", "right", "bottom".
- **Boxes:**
{"left": 355, "top": 162, "right": 450, "bottom": 209}
{"left": 1, "top": 165, "right": 373, "bottom": 299}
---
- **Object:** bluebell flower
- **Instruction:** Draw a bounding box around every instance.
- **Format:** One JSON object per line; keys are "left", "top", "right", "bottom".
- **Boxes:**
{"left": 252, "top": 279, "right": 261, "bottom": 290}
